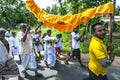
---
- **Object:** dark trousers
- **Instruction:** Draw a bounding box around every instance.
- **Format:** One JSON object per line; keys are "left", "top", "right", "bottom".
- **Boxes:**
{"left": 88, "top": 68, "right": 108, "bottom": 80}
{"left": 72, "top": 49, "right": 80, "bottom": 60}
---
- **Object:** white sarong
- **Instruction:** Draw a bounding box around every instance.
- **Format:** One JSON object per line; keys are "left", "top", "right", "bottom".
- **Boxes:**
{"left": 47, "top": 44, "right": 56, "bottom": 67}
{"left": 21, "top": 53, "right": 37, "bottom": 71}
{"left": 36, "top": 44, "right": 43, "bottom": 52}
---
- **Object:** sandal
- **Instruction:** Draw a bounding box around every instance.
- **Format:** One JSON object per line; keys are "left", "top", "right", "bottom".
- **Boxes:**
{"left": 35, "top": 72, "right": 43, "bottom": 77}
{"left": 44, "top": 61, "right": 49, "bottom": 67}
{"left": 18, "top": 76, "right": 24, "bottom": 80}
{"left": 80, "top": 64, "right": 87, "bottom": 69}
{"left": 64, "top": 61, "right": 69, "bottom": 65}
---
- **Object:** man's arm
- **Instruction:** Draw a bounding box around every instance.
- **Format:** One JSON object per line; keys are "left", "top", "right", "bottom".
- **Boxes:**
{"left": 99, "top": 58, "right": 112, "bottom": 67}
{"left": 93, "top": 43, "right": 115, "bottom": 67}
{"left": 35, "top": 22, "right": 43, "bottom": 32}
{"left": 99, "top": 53, "right": 115, "bottom": 67}
{"left": 74, "top": 26, "right": 86, "bottom": 41}
{"left": 21, "top": 26, "right": 30, "bottom": 42}
{"left": 74, "top": 30, "right": 86, "bottom": 41}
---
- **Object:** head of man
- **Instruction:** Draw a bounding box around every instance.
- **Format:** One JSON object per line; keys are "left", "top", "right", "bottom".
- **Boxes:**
{"left": 0, "top": 28, "right": 6, "bottom": 40}
{"left": 73, "top": 26, "right": 79, "bottom": 33}
{"left": 20, "top": 23, "right": 27, "bottom": 33}
{"left": 92, "top": 23, "right": 106, "bottom": 40}
{"left": 47, "top": 29, "right": 51, "bottom": 36}
{"left": 11, "top": 32, "right": 16, "bottom": 38}
{"left": 56, "top": 34, "right": 59, "bottom": 39}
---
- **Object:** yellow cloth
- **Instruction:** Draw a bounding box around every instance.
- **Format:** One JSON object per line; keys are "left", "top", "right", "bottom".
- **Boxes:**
{"left": 26, "top": 0, "right": 114, "bottom": 32}
{"left": 88, "top": 36, "right": 108, "bottom": 76}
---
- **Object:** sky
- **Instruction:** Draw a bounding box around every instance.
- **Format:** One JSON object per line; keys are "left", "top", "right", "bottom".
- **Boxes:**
{"left": 23, "top": 0, "right": 120, "bottom": 8}
{"left": 116, "top": 0, "right": 120, "bottom": 7}
{"left": 22, "top": 0, "right": 56, "bottom": 8}
{"left": 34, "top": 0, "right": 56, "bottom": 8}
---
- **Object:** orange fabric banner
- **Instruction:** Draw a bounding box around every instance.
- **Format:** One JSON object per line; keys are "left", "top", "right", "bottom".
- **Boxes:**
{"left": 26, "top": 0, "right": 114, "bottom": 32}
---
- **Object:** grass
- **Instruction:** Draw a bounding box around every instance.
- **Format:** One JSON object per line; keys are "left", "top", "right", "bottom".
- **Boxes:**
{"left": 12, "top": 25, "right": 120, "bottom": 56}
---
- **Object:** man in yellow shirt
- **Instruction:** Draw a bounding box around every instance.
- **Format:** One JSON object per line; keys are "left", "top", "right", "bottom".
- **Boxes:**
{"left": 87, "top": 23, "right": 114, "bottom": 80}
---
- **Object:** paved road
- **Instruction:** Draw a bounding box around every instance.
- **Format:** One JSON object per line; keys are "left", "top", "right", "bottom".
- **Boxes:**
{"left": 8, "top": 56, "right": 120, "bottom": 80}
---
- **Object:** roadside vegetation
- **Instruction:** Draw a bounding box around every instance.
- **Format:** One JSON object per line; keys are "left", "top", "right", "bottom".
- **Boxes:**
{"left": 12, "top": 23, "right": 120, "bottom": 56}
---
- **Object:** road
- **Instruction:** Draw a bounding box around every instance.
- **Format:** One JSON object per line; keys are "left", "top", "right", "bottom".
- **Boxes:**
{"left": 7, "top": 55, "right": 120, "bottom": 80}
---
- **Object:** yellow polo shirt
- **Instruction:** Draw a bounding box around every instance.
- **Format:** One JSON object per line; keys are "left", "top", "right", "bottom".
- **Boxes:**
{"left": 88, "top": 36, "right": 108, "bottom": 76}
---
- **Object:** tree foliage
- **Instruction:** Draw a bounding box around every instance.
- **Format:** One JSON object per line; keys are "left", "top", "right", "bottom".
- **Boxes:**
{"left": 0, "top": 0, "right": 37, "bottom": 28}
{"left": 47, "top": 0, "right": 111, "bottom": 14}
{"left": 115, "top": 6, "right": 120, "bottom": 16}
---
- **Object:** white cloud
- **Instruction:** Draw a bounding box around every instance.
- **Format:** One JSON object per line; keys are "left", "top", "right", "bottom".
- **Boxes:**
{"left": 35, "top": 0, "right": 57, "bottom": 8}
{"left": 22, "top": 0, "right": 56, "bottom": 8}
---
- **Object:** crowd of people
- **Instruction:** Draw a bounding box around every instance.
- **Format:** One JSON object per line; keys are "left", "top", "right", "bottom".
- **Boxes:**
{"left": 0, "top": 22, "right": 115, "bottom": 80}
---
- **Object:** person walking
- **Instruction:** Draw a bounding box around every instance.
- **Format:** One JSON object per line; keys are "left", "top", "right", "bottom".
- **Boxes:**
{"left": 64, "top": 26, "right": 86, "bottom": 68}
{"left": 0, "top": 28, "right": 24, "bottom": 80}
{"left": 17, "top": 23, "right": 43, "bottom": 77}
{"left": 85, "top": 23, "right": 114, "bottom": 80}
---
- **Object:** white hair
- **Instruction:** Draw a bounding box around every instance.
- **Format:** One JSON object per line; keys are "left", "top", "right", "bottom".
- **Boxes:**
{"left": 20, "top": 23, "right": 27, "bottom": 27}
{"left": 0, "top": 28, "right": 6, "bottom": 32}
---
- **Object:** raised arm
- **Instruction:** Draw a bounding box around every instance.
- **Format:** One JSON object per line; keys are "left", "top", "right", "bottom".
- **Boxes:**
{"left": 35, "top": 22, "right": 43, "bottom": 32}
{"left": 74, "top": 27, "right": 86, "bottom": 41}
{"left": 21, "top": 26, "right": 30, "bottom": 42}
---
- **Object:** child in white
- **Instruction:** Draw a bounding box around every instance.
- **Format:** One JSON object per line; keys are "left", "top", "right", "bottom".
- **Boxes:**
{"left": 55, "top": 34, "right": 62, "bottom": 57}
{"left": 59, "top": 34, "right": 62, "bottom": 51}
{"left": 34, "top": 30, "right": 43, "bottom": 58}
{"left": 9, "top": 32, "right": 19, "bottom": 56}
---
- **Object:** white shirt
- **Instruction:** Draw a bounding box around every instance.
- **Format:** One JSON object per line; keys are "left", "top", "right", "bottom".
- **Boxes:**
{"left": 55, "top": 38, "right": 62, "bottom": 47}
{"left": 0, "top": 41, "right": 9, "bottom": 64}
{"left": 47, "top": 44, "right": 54, "bottom": 54}
{"left": 0, "top": 41, "right": 12, "bottom": 65}
{"left": 71, "top": 32, "right": 80, "bottom": 49}
{"left": 9, "top": 36, "right": 19, "bottom": 55}
{"left": 9, "top": 36, "right": 19, "bottom": 48}
{"left": 44, "top": 35, "right": 56, "bottom": 41}
{"left": 34, "top": 34, "right": 42, "bottom": 42}
{"left": 17, "top": 31, "right": 33, "bottom": 54}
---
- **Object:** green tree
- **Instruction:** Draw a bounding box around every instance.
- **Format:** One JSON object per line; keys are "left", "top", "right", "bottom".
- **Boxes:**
{"left": 0, "top": 0, "right": 37, "bottom": 28}
{"left": 115, "top": 5, "right": 120, "bottom": 16}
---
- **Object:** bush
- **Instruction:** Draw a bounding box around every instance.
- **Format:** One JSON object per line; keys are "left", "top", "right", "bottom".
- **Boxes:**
{"left": 113, "top": 47, "right": 120, "bottom": 56}
{"left": 80, "top": 41, "right": 89, "bottom": 53}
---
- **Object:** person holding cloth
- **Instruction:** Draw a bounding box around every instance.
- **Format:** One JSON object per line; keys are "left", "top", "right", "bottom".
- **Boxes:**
{"left": 64, "top": 26, "right": 86, "bottom": 68}
{"left": 87, "top": 23, "right": 114, "bottom": 80}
